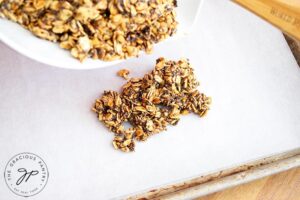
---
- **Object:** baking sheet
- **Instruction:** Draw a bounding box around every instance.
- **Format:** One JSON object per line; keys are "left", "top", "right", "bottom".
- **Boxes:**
{"left": 0, "top": 0, "right": 300, "bottom": 199}
{"left": 152, "top": 149, "right": 300, "bottom": 200}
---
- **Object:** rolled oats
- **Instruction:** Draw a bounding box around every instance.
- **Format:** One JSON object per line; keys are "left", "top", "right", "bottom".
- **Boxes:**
{"left": 117, "top": 69, "right": 130, "bottom": 80}
{"left": 0, "top": 0, "right": 178, "bottom": 62}
{"left": 93, "top": 58, "right": 211, "bottom": 152}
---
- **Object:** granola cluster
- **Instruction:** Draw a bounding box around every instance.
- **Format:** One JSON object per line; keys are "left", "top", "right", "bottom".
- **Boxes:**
{"left": 117, "top": 68, "right": 130, "bottom": 79}
{"left": 93, "top": 58, "right": 211, "bottom": 152}
{"left": 0, "top": 0, "right": 177, "bottom": 62}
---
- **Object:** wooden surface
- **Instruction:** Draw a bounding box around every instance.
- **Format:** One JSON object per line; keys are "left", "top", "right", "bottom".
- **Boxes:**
{"left": 197, "top": 167, "right": 300, "bottom": 200}
{"left": 233, "top": 0, "right": 300, "bottom": 40}
{"left": 285, "top": 34, "right": 300, "bottom": 65}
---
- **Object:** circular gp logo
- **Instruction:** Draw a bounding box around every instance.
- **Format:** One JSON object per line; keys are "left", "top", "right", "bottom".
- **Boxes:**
{"left": 4, "top": 153, "right": 49, "bottom": 197}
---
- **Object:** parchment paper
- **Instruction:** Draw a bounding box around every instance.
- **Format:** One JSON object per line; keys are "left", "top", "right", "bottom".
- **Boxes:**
{"left": 0, "top": 0, "right": 300, "bottom": 199}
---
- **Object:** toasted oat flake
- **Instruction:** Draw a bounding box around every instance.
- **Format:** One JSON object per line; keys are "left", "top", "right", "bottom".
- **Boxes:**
{"left": 93, "top": 58, "right": 211, "bottom": 152}
{"left": 117, "top": 69, "right": 130, "bottom": 80}
{"left": 0, "top": 0, "right": 178, "bottom": 62}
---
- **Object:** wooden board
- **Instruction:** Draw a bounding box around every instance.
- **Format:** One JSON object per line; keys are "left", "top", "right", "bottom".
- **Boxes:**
{"left": 198, "top": 167, "right": 300, "bottom": 200}
{"left": 285, "top": 35, "right": 300, "bottom": 65}
{"left": 233, "top": 0, "right": 300, "bottom": 40}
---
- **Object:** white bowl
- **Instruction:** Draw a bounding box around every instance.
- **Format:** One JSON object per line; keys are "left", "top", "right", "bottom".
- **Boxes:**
{"left": 0, "top": 0, "right": 203, "bottom": 69}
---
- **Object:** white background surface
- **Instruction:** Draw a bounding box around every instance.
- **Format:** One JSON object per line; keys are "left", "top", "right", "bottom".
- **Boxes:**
{"left": 0, "top": 0, "right": 300, "bottom": 199}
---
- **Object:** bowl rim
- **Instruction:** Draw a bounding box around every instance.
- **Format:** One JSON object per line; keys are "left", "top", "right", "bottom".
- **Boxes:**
{"left": 0, "top": 0, "right": 204, "bottom": 70}
{"left": 0, "top": 28, "right": 121, "bottom": 70}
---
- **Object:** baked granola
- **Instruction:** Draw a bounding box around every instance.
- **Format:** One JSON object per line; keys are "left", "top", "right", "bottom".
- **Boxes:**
{"left": 117, "top": 69, "right": 130, "bottom": 79}
{"left": 0, "top": 0, "right": 178, "bottom": 62}
{"left": 93, "top": 58, "right": 211, "bottom": 152}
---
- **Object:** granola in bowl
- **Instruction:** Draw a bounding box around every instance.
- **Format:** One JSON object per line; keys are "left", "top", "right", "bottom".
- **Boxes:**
{"left": 0, "top": 0, "right": 178, "bottom": 62}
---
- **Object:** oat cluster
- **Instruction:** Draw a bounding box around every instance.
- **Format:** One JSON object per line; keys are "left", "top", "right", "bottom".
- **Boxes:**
{"left": 117, "top": 68, "right": 130, "bottom": 79}
{"left": 93, "top": 58, "right": 211, "bottom": 152}
{"left": 0, "top": 0, "right": 178, "bottom": 62}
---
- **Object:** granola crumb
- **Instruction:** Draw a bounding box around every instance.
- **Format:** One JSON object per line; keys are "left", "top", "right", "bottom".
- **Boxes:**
{"left": 117, "top": 69, "right": 130, "bottom": 80}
